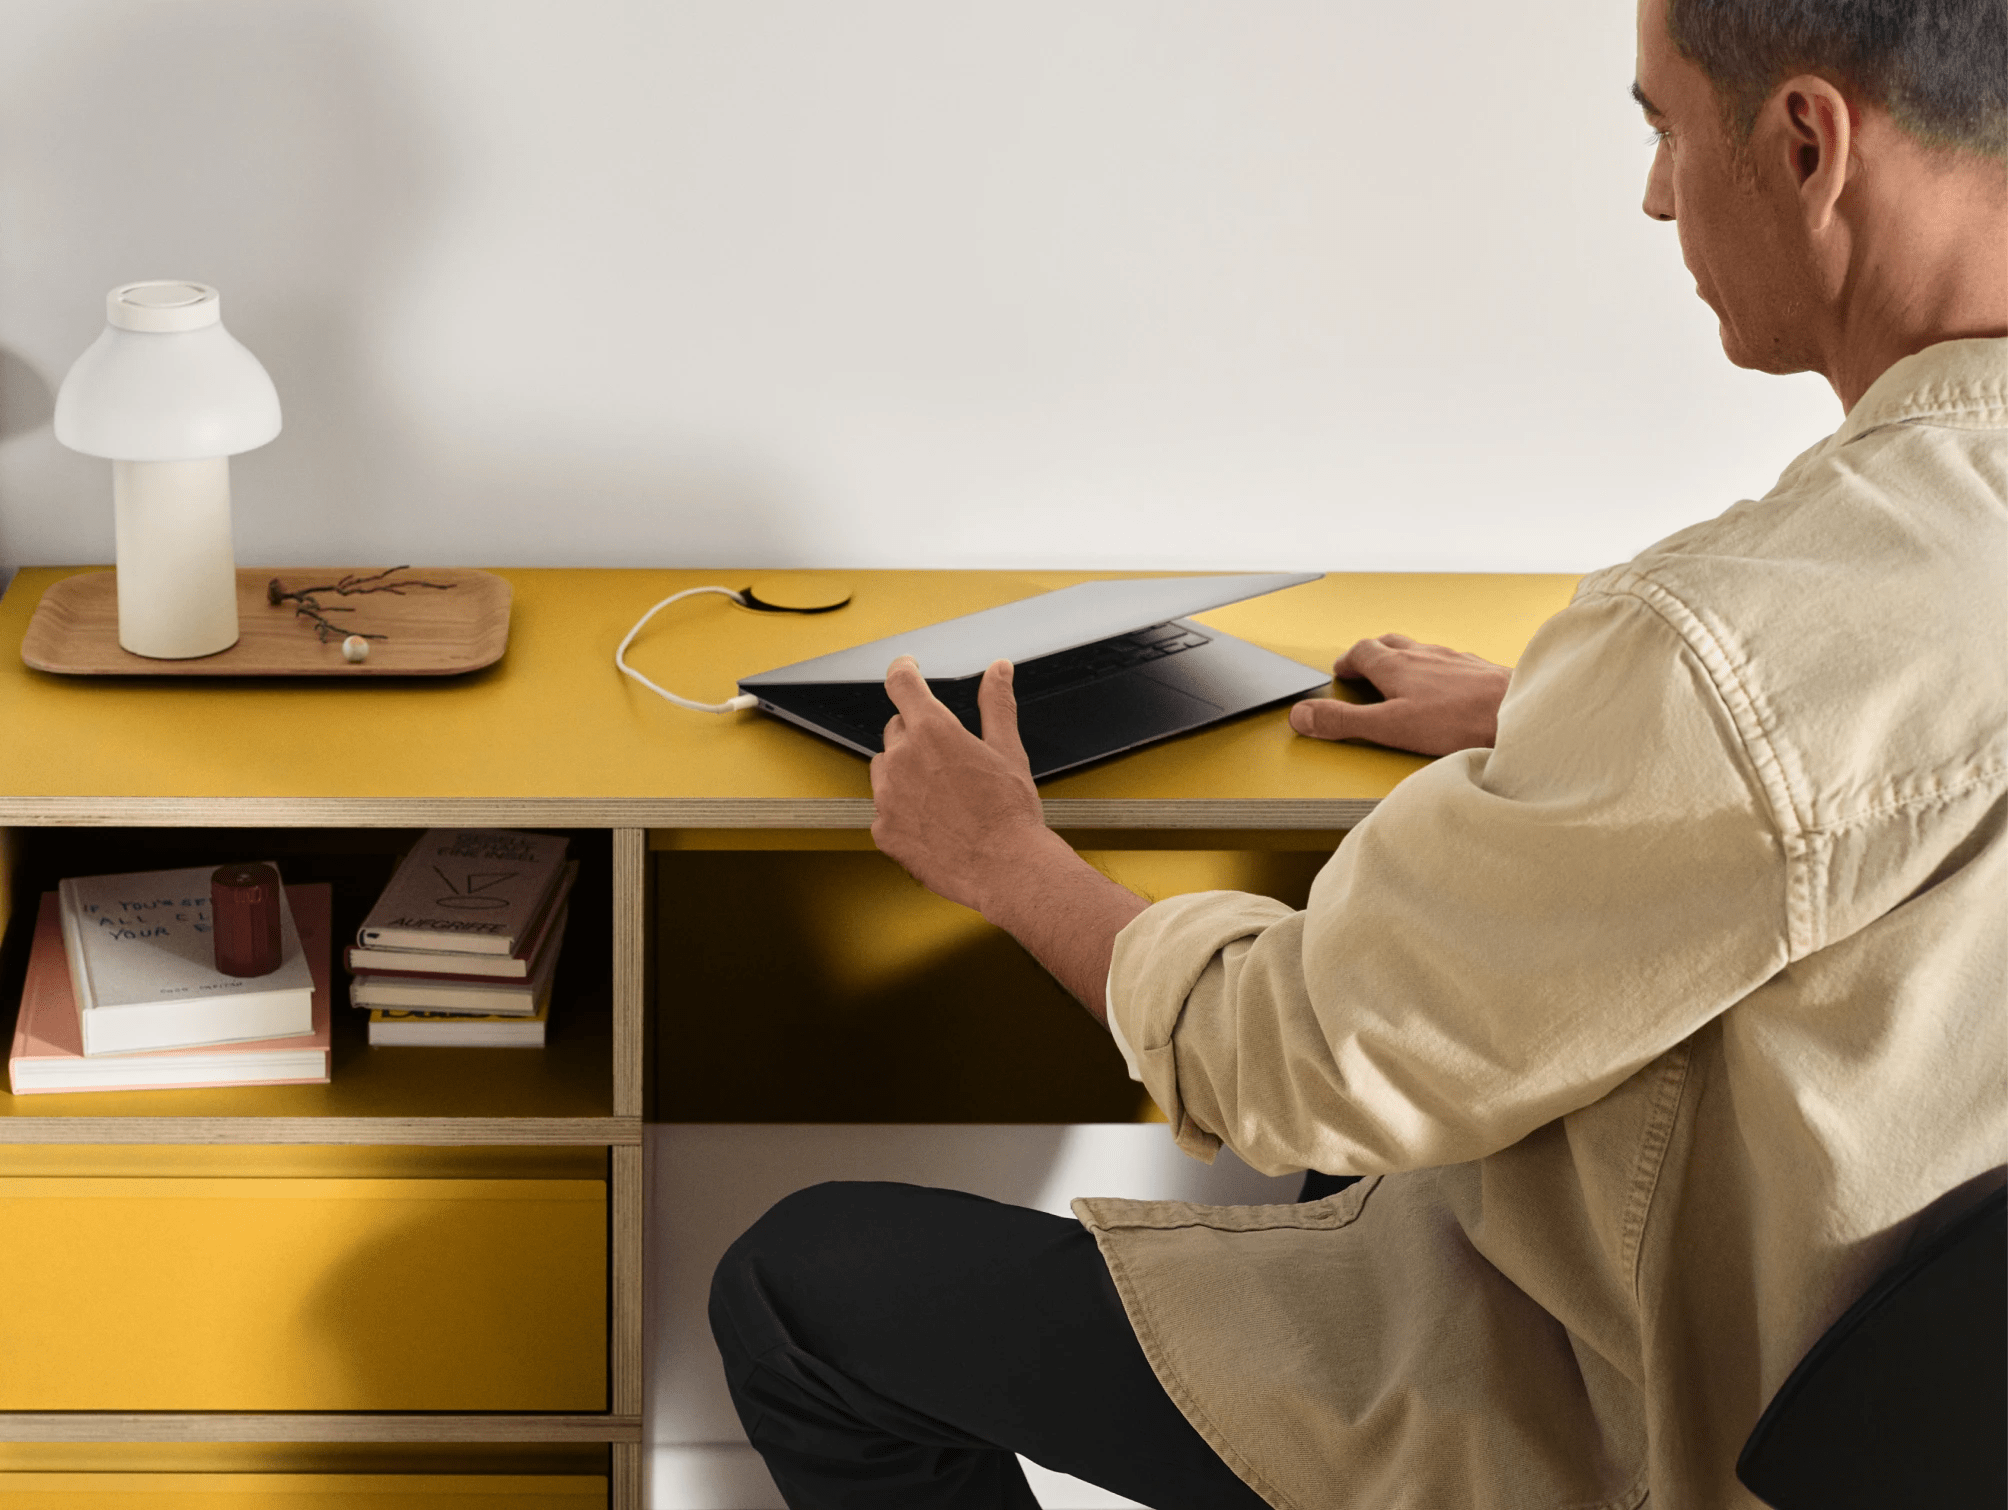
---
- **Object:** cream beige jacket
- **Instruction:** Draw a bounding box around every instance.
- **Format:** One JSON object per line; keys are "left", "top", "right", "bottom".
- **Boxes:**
{"left": 1082, "top": 339, "right": 2008, "bottom": 1510}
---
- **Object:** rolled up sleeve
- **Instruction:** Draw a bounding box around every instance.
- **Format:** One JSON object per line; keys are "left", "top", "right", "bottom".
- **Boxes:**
{"left": 1107, "top": 587, "right": 1793, "bottom": 1177}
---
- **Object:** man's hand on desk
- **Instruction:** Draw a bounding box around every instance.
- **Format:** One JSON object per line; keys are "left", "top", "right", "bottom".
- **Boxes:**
{"left": 869, "top": 656, "right": 1148, "bottom": 1025}
{"left": 1290, "top": 634, "right": 1512, "bottom": 756}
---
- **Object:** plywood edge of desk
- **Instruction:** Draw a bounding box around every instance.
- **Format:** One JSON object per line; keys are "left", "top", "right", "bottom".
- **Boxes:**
{"left": 0, "top": 1116, "right": 641, "bottom": 1146}
{"left": 0, "top": 1416, "right": 643, "bottom": 1444}
{"left": 0, "top": 796, "right": 1381, "bottom": 828}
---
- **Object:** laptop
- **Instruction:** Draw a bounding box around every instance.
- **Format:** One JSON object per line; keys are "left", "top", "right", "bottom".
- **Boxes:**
{"left": 739, "top": 572, "right": 1331, "bottom": 780}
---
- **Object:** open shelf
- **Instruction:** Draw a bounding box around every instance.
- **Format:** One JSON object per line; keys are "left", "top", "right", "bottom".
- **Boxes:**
{"left": 0, "top": 828, "right": 626, "bottom": 1143}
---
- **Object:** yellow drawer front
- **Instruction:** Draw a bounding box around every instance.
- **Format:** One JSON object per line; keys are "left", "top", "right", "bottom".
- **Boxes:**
{"left": 0, "top": 1475, "right": 605, "bottom": 1507}
{"left": 0, "top": 1180, "right": 605, "bottom": 1410}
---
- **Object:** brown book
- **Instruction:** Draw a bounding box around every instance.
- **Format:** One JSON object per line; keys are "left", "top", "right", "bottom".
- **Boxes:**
{"left": 348, "top": 862, "right": 576, "bottom": 979}
{"left": 350, "top": 909, "right": 564, "bottom": 1017}
{"left": 356, "top": 829, "right": 569, "bottom": 957}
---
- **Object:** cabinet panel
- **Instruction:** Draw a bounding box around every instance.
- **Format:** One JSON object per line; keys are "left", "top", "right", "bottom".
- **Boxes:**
{"left": 0, "top": 1179, "right": 605, "bottom": 1410}
{"left": 0, "top": 1474, "right": 606, "bottom": 1506}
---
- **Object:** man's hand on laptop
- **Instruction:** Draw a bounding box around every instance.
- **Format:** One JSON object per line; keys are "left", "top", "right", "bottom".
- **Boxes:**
{"left": 1289, "top": 634, "right": 1512, "bottom": 756}
{"left": 870, "top": 656, "right": 1148, "bottom": 1024}
{"left": 870, "top": 656, "right": 1048, "bottom": 911}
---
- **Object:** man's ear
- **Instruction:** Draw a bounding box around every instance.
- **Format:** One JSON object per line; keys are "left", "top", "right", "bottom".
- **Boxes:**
{"left": 1771, "top": 73, "right": 1853, "bottom": 233}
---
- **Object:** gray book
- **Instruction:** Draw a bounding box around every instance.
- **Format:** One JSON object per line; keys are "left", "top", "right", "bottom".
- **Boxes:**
{"left": 358, "top": 829, "right": 571, "bottom": 956}
{"left": 58, "top": 865, "right": 315, "bottom": 1056}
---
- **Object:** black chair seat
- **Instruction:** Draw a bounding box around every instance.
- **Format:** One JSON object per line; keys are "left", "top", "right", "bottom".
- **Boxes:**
{"left": 1737, "top": 1181, "right": 2007, "bottom": 1510}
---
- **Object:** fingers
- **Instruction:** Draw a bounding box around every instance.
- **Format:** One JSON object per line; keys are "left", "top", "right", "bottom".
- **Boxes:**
{"left": 1289, "top": 699, "right": 1348, "bottom": 740}
{"left": 1332, "top": 636, "right": 1396, "bottom": 682}
{"left": 1289, "top": 696, "right": 1412, "bottom": 747}
{"left": 884, "top": 656, "right": 1027, "bottom": 766}
{"left": 976, "top": 660, "right": 1028, "bottom": 766}
{"left": 883, "top": 656, "right": 941, "bottom": 719}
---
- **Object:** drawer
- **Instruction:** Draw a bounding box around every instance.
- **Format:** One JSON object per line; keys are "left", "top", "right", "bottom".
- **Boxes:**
{"left": 0, "top": 1475, "right": 606, "bottom": 1507}
{"left": 0, "top": 1178, "right": 605, "bottom": 1410}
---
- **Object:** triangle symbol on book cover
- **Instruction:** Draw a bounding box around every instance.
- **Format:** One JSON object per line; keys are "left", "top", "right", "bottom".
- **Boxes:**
{"left": 464, "top": 871, "right": 519, "bottom": 893}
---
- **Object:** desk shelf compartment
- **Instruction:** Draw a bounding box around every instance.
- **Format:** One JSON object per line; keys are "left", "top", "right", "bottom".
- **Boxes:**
{"left": 652, "top": 841, "right": 1335, "bottom": 1123}
{"left": 0, "top": 829, "right": 626, "bottom": 1145}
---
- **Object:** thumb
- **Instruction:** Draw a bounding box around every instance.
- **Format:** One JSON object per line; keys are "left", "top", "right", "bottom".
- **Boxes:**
{"left": 977, "top": 660, "right": 1029, "bottom": 766}
{"left": 1289, "top": 696, "right": 1413, "bottom": 747}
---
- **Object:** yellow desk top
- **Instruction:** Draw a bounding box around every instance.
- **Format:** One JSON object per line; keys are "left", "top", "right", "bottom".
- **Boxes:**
{"left": 0, "top": 567, "right": 1577, "bottom": 827}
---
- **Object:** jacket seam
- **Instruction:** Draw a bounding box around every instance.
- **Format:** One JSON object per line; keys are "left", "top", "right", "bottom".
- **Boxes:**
{"left": 1800, "top": 831, "right": 1830, "bottom": 953}
{"left": 1579, "top": 576, "right": 1810, "bottom": 953}
{"left": 1578, "top": 577, "right": 1807, "bottom": 836}
{"left": 1803, "top": 761, "right": 2008, "bottom": 832}
{"left": 1085, "top": 1175, "right": 1383, "bottom": 1236}
{"left": 1844, "top": 411, "right": 2008, "bottom": 444}
{"left": 1621, "top": 1041, "right": 1693, "bottom": 1306}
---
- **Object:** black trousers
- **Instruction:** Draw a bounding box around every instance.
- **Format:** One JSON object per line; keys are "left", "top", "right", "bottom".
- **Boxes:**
{"left": 708, "top": 1180, "right": 1279, "bottom": 1509}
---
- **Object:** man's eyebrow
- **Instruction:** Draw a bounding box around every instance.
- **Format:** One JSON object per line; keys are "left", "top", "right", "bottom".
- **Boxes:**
{"left": 1631, "top": 81, "right": 1664, "bottom": 118}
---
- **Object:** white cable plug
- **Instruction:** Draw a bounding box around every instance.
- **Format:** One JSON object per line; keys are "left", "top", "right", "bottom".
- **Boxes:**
{"left": 614, "top": 586, "right": 761, "bottom": 713}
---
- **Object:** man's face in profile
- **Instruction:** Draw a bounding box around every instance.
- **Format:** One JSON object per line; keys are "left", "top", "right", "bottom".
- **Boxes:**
{"left": 1634, "top": 0, "right": 1820, "bottom": 376}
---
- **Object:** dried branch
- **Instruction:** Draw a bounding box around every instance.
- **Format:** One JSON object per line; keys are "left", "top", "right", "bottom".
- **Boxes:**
{"left": 267, "top": 566, "right": 458, "bottom": 642}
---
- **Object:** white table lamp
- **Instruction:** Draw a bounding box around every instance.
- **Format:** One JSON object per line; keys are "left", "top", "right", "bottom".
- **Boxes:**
{"left": 53, "top": 281, "right": 282, "bottom": 659}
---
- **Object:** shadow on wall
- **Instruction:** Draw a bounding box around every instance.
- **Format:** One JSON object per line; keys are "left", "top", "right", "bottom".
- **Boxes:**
{"left": 0, "top": 347, "right": 54, "bottom": 575}
{"left": 0, "top": 0, "right": 441, "bottom": 564}
{"left": 0, "top": 347, "right": 52, "bottom": 444}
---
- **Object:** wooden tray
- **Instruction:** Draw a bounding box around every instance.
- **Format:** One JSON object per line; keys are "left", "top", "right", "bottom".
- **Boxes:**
{"left": 21, "top": 568, "right": 511, "bottom": 677}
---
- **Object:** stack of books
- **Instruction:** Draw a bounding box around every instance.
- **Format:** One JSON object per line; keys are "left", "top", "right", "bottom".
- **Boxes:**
{"left": 348, "top": 829, "right": 575, "bottom": 1047}
{"left": 8, "top": 866, "right": 333, "bottom": 1094}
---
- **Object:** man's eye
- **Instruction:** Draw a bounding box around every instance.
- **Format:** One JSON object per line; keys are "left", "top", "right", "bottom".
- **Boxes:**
{"left": 1644, "top": 127, "right": 1672, "bottom": 148}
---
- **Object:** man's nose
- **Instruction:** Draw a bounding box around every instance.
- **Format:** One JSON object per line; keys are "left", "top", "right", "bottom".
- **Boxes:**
{"left": 1642, "top": 145, "right": 1676, "bottom": 221}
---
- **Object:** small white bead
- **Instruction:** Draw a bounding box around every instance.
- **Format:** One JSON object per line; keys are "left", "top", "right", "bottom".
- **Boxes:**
{"left": 341, "top": 636, "right": 370, "bottom": 663}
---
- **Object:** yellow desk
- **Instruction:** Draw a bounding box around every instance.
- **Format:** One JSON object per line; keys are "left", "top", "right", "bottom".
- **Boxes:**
{"left": 0, "top": 567, "right": 1570, "bottom": 823}
{"left": 0, "top": 566, "right": 1577, "bottom": 1509}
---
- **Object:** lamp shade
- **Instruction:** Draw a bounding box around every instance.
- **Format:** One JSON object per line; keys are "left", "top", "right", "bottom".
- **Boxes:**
{"left": 53, "top": 282, "right": 281, "bottom": 461}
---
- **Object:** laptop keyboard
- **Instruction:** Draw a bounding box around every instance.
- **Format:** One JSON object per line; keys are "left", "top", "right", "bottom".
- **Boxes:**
{"left": 763, "top": 621, "right": 1213, "bottom": 748}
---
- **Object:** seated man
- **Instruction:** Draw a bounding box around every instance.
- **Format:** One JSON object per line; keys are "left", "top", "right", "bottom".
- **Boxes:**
{"left": 709, "top": 0, "right": 2007, "bottom": 1504}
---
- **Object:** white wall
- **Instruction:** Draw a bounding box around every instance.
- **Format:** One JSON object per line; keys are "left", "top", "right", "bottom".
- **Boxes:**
{"left": 0, "top": 0, "right": 1837, "bottom": 579}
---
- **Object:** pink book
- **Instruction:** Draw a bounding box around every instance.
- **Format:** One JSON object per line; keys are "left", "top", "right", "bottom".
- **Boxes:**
{"left": 10, "top": 884, "right": 332, "bottom": 1095}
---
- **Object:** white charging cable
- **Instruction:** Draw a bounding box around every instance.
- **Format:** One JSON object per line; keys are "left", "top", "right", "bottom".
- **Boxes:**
{"left": 614, "top": 586, "right": 760, "bottom": 713}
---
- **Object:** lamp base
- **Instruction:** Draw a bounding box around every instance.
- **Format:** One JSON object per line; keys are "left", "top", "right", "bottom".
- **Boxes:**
{"left": 112, "top": 458, "right": 241, "bottom": 659}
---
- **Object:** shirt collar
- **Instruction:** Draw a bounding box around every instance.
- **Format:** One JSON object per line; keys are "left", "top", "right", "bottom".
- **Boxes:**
{"left": 1834, "top": 338, "right": 2008, "bottom": 446}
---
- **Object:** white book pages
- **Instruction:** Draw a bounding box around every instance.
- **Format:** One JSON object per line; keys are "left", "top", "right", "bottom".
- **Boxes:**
{"left": 58, "top": 865, "right": 315, "bottom": 1055}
